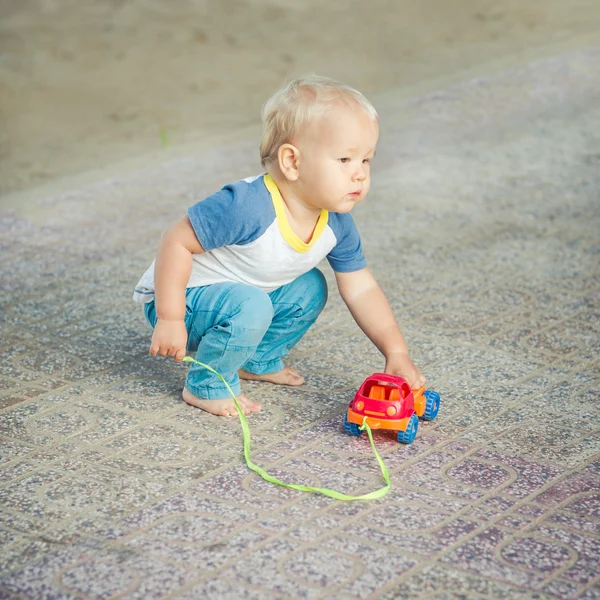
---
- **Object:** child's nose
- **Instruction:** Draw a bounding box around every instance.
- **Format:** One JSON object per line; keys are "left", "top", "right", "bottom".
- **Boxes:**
{"left": 352, "top": 165, "right": 367, "bottom": 181}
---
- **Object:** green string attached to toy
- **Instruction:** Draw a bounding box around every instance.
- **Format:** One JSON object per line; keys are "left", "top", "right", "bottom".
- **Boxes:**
{"left": 183, "top": 356, "right": 390, "bottom": 501}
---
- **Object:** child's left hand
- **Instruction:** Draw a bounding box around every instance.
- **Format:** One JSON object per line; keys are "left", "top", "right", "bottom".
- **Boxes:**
{"left": 384, "top": 351, "right": 426, "bottom": 390}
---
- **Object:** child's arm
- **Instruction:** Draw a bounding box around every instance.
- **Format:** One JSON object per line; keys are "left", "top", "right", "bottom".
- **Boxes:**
{"left": 149, "top": 216, "right": 204, "bottom": 362}
{"left": 335, "top": 268, "right": 425, "bottom": 389}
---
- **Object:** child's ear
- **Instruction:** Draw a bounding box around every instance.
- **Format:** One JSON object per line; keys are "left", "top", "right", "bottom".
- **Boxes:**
{"left": 278, "top": 144, "right": 300, "bottom": 181}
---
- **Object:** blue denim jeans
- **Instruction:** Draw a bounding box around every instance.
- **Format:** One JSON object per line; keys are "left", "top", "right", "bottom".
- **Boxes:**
{"left": 144, "top": 268, "right": 328, "bottom": 399}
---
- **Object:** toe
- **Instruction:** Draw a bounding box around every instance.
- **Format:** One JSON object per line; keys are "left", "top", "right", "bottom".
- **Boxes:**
{"left": 233, "top": 403, "right": 248, "bottom": 416}
{"left": 282, "top": 367, "right": 303, "bottom": 385}
{"left": 289, "top": 373, "right": 304, "bottom": 385}
{"left": 236, "top": 396, "right": 261, "bottom": 415}
{"left": 245, "top": 400, "right": 262, "bottom": 414}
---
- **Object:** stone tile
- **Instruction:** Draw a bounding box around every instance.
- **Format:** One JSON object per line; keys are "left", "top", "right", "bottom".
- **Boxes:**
{"left": 224, "top": 539, "right": 325, "bottom": 598}
{"left": 363, "top": 503, "right": 451, "bottom": 531}
{"left": 500, "top": 536, "right": 573, "bottom": 572}
{"left": 514, "top": 503, "right": 548, "bottom": 518}
{"left": 495, "top": 514, "right": 533, "bottom": 530}
{"left": 377, "top": 564, "right": 538, "bottom": 600}
{"left": 101, "top": 454, "right": 237, "bottom": 486}
{"left": 533, "top": 524, "right": 600, "bottom": 585}
{"left": 346, "top": 517, "right": 478, "bottom": 556}
{"left": 474, "top": 451, "right": 564, "bottom": 499}
{"left": 447, "top": 459, "right": 513, "bottom": 490}
{"left": 535, "top": 475, "right": 600, "bottom": 507}
{"left": 277, "top": 457, "right": 376, "bottom": 497}
{"left": 177, "top": 578, "right": 278, "bottom": 600}
{"left": 545, "top": 508, "right": 600, "bottom": 535}
{"left": 121, "top": 492, "right": 264, "bottom": 533}
{"left": 0, "top": 439, "right": 36, "bottom": 464}
{"left": 440, "top": 527, "right": 546, "bottom": 587}
{"left": 284, "top": 545, "right": 361, "bottom": 589}
{"left": 329, "top": 547, "right": 416, "bottom": 599}
{"left": 578, "top": 583, "right": 600, "bottom": 600}
{"left": 127, "top": 524, "right": 271, "bottom": 571}
{"left": 468, "top": 495, "right": 516, "bottom": 520}
{"left": 0, "top": 537, "right": 64, "bottom": 576}
{"left": 541, "top": 578, "right": 582, "bottom": 600}
{"left": 2, "top": 543, "right": 195, "bottom": 599}
{"left": 380, "top": 489, "right": 471, "bottom": 513}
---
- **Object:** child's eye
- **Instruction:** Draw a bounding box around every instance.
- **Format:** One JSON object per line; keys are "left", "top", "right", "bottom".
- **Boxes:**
{"left": 363, "top": 158, "right": 371, "bottom": 164}
{"left": 339, "top": 158, "right": 350, "bottom": 163}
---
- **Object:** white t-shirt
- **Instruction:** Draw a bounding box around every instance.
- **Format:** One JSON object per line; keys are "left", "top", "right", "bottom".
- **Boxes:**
{"left": 133, "top": 173, "right": 366, "bottom": 303}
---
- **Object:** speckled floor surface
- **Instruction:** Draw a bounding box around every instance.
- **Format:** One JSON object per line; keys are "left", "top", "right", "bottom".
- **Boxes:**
{"left": 1, "top": 49, "right": 599, "bottom": 599}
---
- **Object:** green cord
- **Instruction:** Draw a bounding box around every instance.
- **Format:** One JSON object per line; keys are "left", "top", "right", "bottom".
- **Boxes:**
{"left": 183, "top": 356, "right": 390, "bottom": 501}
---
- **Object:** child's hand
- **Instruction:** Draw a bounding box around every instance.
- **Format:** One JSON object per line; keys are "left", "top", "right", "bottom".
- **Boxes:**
{"left": 384, "top": 351, "right": 426, "bottom": 389}
{"left": 149, "top": 319, "right": 188, "bottom": 362}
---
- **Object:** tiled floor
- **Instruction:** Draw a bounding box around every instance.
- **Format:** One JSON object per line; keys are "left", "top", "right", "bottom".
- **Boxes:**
{"left": 1, "top": 48, "right": 599, "bottom": 599}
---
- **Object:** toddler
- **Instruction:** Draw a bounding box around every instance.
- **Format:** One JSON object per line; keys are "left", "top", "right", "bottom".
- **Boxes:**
{"left": 134, "top": 76, "right": 425, "bottom": 417}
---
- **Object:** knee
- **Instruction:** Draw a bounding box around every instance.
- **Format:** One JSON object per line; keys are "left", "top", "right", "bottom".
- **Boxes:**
{"left": 230, "top": 285, "right": 273, "bottom": 337}
{"left": 296, "top": 268, "right": 328, "bottom": 318}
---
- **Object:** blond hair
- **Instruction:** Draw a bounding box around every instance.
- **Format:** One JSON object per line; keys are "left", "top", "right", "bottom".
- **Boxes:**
{"left": 259, "top": 75, "right": 378, "bottom": 168}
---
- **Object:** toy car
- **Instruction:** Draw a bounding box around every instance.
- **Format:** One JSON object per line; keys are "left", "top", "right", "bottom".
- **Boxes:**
{"left": 344, "top": 373, "right": 440, "bottom": 444}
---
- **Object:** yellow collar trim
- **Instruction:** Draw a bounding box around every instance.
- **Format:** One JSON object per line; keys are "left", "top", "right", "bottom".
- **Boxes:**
{"left": 263, "top": 174, "right": 329, "bottom": 253}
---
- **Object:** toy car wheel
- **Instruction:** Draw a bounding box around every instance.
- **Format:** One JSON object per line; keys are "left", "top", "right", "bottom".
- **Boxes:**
{"left": 397, "top": 414, "right": 419, "bottom": 444}
{"left": 422, "top": 390, "right": 440, "bottom": 421}
{"left": 344, "top": 414, "right": 363, "bottom": 437}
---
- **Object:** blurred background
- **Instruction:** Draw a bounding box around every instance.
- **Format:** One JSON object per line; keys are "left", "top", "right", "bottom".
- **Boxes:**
{"left": 1, "top": 0, "right": 599, "bottom": 199}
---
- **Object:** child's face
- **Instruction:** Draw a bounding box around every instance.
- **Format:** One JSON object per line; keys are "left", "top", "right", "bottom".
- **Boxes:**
{"left": 294, "top": 105, "right": 379, "bottom": 213}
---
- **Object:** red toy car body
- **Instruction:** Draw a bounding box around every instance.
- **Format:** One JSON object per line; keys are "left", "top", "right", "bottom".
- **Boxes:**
{"left": 345, "top": 373, "right": 440, "bottom": 444}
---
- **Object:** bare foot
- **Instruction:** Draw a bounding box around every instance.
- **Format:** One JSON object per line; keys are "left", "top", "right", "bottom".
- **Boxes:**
{"left": 238, "top": 366, "right": 305, "bottom": 386}
{"left": 182, "top": 388, "right": 261, "bottom": 417}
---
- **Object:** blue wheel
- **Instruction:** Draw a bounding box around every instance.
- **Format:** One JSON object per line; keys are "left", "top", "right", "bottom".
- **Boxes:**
{"left": 397, "top": 414, "right": 419, "bottom": 444}
{"left": 344, "top": 413, "right": 363, "bottom": 436}
{"left": 422, "top": 390, "right": 440, "bottom": 421}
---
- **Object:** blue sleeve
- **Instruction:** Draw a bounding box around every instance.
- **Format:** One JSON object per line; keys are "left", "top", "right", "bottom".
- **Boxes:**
{"left": 187, "top": 178, "right": 272, "bottom": 251}
{"left": 326, "top": 213, "right": 368, "bottom": 272}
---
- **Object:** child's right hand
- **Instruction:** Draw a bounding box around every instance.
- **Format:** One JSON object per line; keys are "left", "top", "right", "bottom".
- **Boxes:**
{"left": 149, "top": 319, "right": 188, "bottom": 362}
